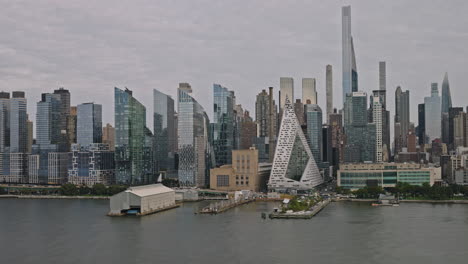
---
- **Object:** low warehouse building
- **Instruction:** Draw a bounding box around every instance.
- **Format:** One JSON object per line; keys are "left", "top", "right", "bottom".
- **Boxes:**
{"left": 108, "top": 184, "right": 177, "bottom": 216}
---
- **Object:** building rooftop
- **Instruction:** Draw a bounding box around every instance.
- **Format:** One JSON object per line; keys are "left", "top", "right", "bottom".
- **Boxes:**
{"left": 125, "top": 184, "right": 174, "bottom": 197}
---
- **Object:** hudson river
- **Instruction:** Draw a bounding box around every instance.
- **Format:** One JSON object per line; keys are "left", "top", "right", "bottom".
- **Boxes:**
{"left": 1, "top": 199, "right": 468, "bottom": 263}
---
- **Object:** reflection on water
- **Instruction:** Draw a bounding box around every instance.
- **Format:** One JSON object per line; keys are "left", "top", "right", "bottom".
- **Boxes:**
{"left": 1, "top": 199, "right": 468, "bottom": 264}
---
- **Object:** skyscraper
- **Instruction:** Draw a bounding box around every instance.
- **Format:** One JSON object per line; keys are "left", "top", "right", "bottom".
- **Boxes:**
{"left": 177, "top": 83, "right": 213, "bottom": 187}
{"left": 9, "top": 92, "right": 27, "bottom": 153}
{"left": 424, "top": 83, "right": 441, "bottom": 142}
{"left": 441, "top": 73, "right": 453, "bottom": 144}
{"left": 305, "top": 104, "right": 323, "bottom": 166}
{"left": 268, "top": 97, "right": 323, "bottom": 191}
{"left": 344, "top": 92, "right": 375, "bottom": 162}
{"left": 326, "top": 65, "right": 333, "bottom": 122}
{"left": 36, "top": 93, "right": 61, "bottom": 146}
{"left": 379, "top": 61, "right": 386, "bottom": 91}
{"left": 53, "top": 88, "right": 71, "bottom": 151}
{"left": 373, "top": 97, "right": 383, "bottom": 162}
{"left": 302, "top": 78, "right": 317, "bottom": 105}
{"left": 67, "top": 106, "right": 77, "bottom": 146}
{"left": 153, "top": 89, "right": 176, "bottom": 172}
{"left": 394, "top": 86, "right": 410, "bottom": 153}
{"left": 441, "top": 73, "right": 452, "bottom": 114}
{"left": 418, "top": 103, "right": 426, "bottom": 145}
{"left": 102, "top": 123, "right": 115, "bottom": 151}
{"left": 114, "top": 87, "right": 153, "bottom": 185}
{"left": 255, "top": 88, "right": 278, "bottom": 162}
{"left": 448, "top": 107, "right": 464, "bottom": 150}
{"left": 342, "top": 5, "right": 358, "bottom": 105}
{"left": 0, "top": 92, "right": 10, "bottom": 153}
{"left": 212, "top": 84, "right": 235, "bottom": 166}
{"left": 294, "top": 99, "right": 305, "bottom": 126}
{"left": 77, "top": 103, "right": 102, "bottom": 146}
{"left": 280, "top": 77, "right": 294, "bottom": 111}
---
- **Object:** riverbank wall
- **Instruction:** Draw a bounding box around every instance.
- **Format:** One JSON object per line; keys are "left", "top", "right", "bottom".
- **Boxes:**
{"left": 0, "top": 195, "right": 109, "bottom": 199}
{"left": 336, "top": 198, "right": 468, "bottom": 204}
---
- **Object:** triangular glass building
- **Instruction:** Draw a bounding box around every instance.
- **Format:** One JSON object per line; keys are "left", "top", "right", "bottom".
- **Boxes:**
{"left": 268, "top": 97, "right": 323, "bottom": 191}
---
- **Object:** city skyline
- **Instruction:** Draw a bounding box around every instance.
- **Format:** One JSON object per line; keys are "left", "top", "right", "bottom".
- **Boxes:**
{"left": 0, "top": 1, "right": 467, "bottom": 131}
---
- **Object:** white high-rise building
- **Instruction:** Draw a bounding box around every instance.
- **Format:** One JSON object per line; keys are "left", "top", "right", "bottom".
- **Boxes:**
{"left": 268, "top": 97, "right": 323, "bottom": 191}
{"left": 373, "top": 97, "right": 383, "bottom": 162}
{"left": 302, "top": 78, "right": 317, "bottom": 105}
{"left": 280, "top": 77, "right": 294, "bottom": 111}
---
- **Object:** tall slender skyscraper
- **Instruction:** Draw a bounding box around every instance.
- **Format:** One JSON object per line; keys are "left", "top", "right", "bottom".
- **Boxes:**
{"left": 342, "top": 5, "right": 358, "bottom": 105}
{"left": 326, "top": 65, "right": 333, "bottom": 122}
{"left": 212, "top": 84, "right": 235, "bottom": 166}
{"left": 394, "top": 86, "right": 410, "bottom": 153}
{"left": 280, "top": 77, "right": 294, "bottom": 111}
{"left": 441, "top": 73, "right": 452, "bottom": 144}
{"left": 373, "top": 97, "right": 383, "bottom": 162}
{"left": 302, "top": 78, "right": 317, "bottom": 105}
{"left": 418, "top": 104, "right": 426, "bottom": 145}
{"left": 77, "top": 103, "right": 102, "bottom": 146}
{"left": 9, "top": 91, "right": 28, "bottom": 153}
{"left": 424, "top": 83, "right": 441, "bottom": 142}
{"left": 379, "top": 62, "right": 386, "bottom": 91}
{"left": 153, "top": 89, "right": 176, "bottom": 173}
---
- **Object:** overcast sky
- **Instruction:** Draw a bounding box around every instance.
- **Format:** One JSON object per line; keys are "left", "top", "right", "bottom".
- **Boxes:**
{"left": 1, "top": 0, "right": 467, "bottom": 133}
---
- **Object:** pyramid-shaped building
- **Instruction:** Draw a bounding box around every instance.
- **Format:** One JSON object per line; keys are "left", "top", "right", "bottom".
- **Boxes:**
{"left": 268, "top": 97, "right": 323, "bottom": 191}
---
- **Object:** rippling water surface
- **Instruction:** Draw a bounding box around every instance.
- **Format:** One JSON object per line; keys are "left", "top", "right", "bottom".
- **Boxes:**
{"left": 1, "top": 199, "right": 468, "bottom": 264}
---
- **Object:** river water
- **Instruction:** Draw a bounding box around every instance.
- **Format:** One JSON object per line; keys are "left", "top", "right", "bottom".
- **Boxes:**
{"left": 1, "top": 199, "right": 468, "bottom": 264}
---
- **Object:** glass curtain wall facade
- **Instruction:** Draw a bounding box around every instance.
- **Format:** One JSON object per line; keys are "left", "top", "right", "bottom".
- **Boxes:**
{"left": 305, "top": 104, "right": 323, "bottom": 166}
{"left": 10, "top": 92, "right": 28, "bottom": 153}
{"left": 114, "top": 87, "right": 151, "bottom": 185}
{"left": 77, "top": 103, "right": 102, "bottom": 146}
{"left": 344, "top": 92, "right": 376, "bottom": 162}
{"left": 342, "top": 5, "right": 358, "bottom": 105}
{"left": 212, "top": 84, "right": 235, "bottom": 167}
{"left": 153, "top": 89, "right": 176, "bottom": 173}
{"left": 178, "top": 83, "right": 213, "bottom": 187}
{"left": 424, "top": 83, "right": 441, "bottom": 142}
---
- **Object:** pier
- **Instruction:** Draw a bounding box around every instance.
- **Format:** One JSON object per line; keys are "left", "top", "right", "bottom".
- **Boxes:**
{"left": 269, "top": 199, "right": 331, "bottom": 219}
{"left": 198, "top": 198, "right": 255, "bottom": 214}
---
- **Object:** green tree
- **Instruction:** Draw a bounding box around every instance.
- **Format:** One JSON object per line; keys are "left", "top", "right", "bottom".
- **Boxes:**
{"left": 107, "top": 185, "right": 127, "bottom": 196}
{"left": 91, "top": 184, "right": 107, "bottom": 196}
{"left": 60, "top": 184, "right": 79, "bottom": 196}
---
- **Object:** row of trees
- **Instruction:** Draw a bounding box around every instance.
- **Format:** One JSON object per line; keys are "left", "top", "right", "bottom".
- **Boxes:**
{"left": 59, "top": 184, "right": 127, "bottom": 196}
{"left": 337, "top": 183, "right": 468, "bottom": 200}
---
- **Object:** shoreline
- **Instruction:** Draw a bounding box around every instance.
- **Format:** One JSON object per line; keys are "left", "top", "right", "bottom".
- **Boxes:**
{"left": 337, "top": 198, "right": 468, "bottom": 204}
{"left": 0, "top": 195, "right": 109, "bottom": 199}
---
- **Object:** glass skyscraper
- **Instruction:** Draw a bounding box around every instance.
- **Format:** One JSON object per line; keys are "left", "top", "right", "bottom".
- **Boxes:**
{"left": 344, "top": 92, "right": 375, "bottom": 162}
{"left": 9, "top": 92, "right": 28, "bottom": 153}
{"left": 212, "top": 84, "right": 235, "bottom": 167}
{"left": 177, "top": 83, "right": 213, "bottom": 187}
{"left": 153, "top": 89, "right": 176, "bottom": 173}
{"left": 114, "top": 87, "right": 153, "bottom": 185}
{"left": 77, "top": 103, "right": 102, "bottom": 146}
{"left": 342, "top": 5, "right": 358, "bottom": 105}
{"left": 424, "top": 83, "right": 441, "bottom": 142}
{"left": 305, "top": 104, "right": 323, "bottom": 166}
